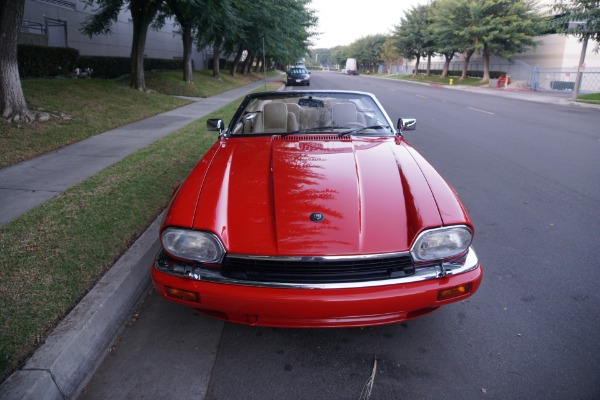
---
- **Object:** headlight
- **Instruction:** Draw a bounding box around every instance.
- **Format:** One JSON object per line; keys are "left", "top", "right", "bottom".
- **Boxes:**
{"left": 161, "top": 228, "right": 225, "bottom": 263}
{"left": 411, "top": 226, "right": 472, "bottom": 262}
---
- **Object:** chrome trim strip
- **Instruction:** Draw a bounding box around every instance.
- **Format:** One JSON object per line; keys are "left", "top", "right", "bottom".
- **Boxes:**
{"left": 226, "top": 251, "right": 411, "bottom": 263}
{"left": 156, "top": 247, "right": 480, "bottom": 290}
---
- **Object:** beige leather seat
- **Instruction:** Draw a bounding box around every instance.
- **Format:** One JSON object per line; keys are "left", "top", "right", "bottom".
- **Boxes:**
{"left": 332, "top": 103, "right": 358, "bottom": 127}
{"left": 262, "top": 103, "right": 288, "bottom": 133}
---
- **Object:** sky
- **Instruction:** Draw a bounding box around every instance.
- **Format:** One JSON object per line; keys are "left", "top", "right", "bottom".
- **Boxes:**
{"left": 308, "top": 0, "right": 429, "bottom": 49}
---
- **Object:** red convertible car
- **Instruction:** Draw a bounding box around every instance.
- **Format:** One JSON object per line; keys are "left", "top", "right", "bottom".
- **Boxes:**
{"left": 152, "top": 91, "right": 482, "bottom": 328}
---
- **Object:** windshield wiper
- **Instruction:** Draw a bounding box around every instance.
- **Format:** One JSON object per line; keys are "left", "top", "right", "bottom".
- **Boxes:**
{"left": 280, "top": 126, "right": 347, "bottom": 137}
{"left": 338, "top": 125, "right": 389, "bottom": 138}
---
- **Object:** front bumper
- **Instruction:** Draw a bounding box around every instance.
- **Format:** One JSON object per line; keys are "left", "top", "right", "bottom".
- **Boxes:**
{"left": 287, "top": 77, "right": 309, "bottom": 85}
{"left": 152, "top": 248, "right": 482, "bottom": 328}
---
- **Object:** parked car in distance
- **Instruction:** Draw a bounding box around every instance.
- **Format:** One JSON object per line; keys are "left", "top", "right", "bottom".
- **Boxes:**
{"left": 286, "top": 67, "right": 310, "bottom": 86}
{"left": 152, "top": 90, "right": 483, "bottom": 328}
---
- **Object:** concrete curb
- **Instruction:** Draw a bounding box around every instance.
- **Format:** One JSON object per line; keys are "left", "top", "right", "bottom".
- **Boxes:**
{"left": 0, "top": 215, "right": 162, "bottom": 400}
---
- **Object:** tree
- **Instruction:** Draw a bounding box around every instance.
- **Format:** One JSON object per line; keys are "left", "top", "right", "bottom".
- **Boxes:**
{"left": 474, "top": 0, "right": 544, "bottom": 82}
{"left": 380, "top": 36, "right": 402, "bottom": 74}
{"left": 553, "top": 0, "right": 600, "bottom": 49}
{"left": 193, "top": 0, "right": 241, "bottom": 79}
{"left": 81, "top": 0, "right": 164, "bottom": 91}
{"left": 0, "top": 0, "right": 34, "bottom": 123}
{"left": 330, "top": 45, "right": 351, "bottom": 67}
{"left": 392, "top": 5, "right": 430, "bottom": 75}
{"left": 157, "top": 0, "right": 203, "bottom": 83}
{"left": 553, "top": 0, "right": 600, "bottom": 100}
{"left": 431, "top": 0, "right": 480, "bottom": 79}
{"left": 348, "top": 34, "right": 386, "bottom": 73}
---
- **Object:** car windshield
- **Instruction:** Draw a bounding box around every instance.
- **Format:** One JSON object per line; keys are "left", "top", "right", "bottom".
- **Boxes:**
{"left": 227, "top": 91, "right": 395, "bottom": 136}
{"left": 289, "top": 68, "right": 307, "bottom": 74}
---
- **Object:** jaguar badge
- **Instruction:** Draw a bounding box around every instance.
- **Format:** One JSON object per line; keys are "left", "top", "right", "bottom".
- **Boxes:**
{"left": 310, "top": 212, "right": 325, "bottom": 223}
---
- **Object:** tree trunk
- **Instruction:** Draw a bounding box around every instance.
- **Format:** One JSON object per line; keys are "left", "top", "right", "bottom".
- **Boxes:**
{"left": 461, "top": 49, "right": 474, "bottom": 80}
{"left": 230, "top": 44, "right": 244, "bottom": 77}
{"left": 426, "top": 53, "right": 432, "bottom": 76}
{"left": 0, "top": 0, "right": 34, "bottom": 122}
{"left": 481, "top": 44, "right": 490, "bottom": 83}
{"left": 129, "top": 0, "right": 162, "bottom": 91}
{"left": 413, "top": 55, "right": 421, "bottom": 75}
{"left": 181, "top": 25, "right": 193, "bottom": 83}
{"left": 130, "top": 19, "right": 148, "bottom": 90}
{"left": 441, "top": 53, "right": 453, "bottom": 78}
{"left": 245, "top": 53, "right": 254, "bottom": 74}
{"left": 212, "top": 36, "right": 223, "bottom": 79}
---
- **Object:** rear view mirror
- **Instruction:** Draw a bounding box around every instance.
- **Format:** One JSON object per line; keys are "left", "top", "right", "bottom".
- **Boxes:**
{"left": 397, "top": 118, "right": 416, "bottom": 132}
{"left": 207, "top": 118, "right": 224, "bottom": 133}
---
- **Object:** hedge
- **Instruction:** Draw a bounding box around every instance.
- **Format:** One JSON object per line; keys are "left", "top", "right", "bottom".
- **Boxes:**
{"left": 78, "top": 56, "right": 183, "bottom": 79}
{"left": 17, "top": 45, "right": 183, "bottom": 79}
{"left": 416, "top": 69, "right": 507, "bottom": 79}
{"left": 18, "top": 44, "right": 79, "bottom": 78}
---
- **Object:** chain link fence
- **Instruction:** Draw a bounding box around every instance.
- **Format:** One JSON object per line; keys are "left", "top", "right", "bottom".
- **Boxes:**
{"left": 382, "top": 60, "right": 599, "bottom": 93}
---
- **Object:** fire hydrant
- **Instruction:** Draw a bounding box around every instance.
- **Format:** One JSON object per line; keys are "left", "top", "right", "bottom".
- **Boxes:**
{"left": 497, "top": 75, "right": 511, "bottom": 88}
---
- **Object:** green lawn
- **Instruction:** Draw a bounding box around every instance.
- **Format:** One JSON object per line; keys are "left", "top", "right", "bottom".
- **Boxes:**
{"left": 372, "top": 73, "right": 484, "bottom": 87}
{"left": 578, "top": 92, "right": 600, "bottom": 104}
{"left": 0, "top": 71, "right": 281, "bottom": 381}
{"left": 0, "top": 71, "right": 282, "bottom": 169}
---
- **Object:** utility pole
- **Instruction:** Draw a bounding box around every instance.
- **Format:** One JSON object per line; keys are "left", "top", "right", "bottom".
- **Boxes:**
{"left": 572, "top": 34, "right": 588, "bottom": 102}
{"left": 262, "top": 37, "right": 267, "bottom": 91}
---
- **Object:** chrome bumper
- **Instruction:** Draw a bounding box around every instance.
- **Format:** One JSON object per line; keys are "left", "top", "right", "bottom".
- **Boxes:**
{"left": 155, "top": 247, "right": 480, "bottom": 290}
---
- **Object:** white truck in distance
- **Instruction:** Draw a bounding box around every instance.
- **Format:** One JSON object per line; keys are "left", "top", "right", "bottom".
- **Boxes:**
{"left": 344, "top": 58, "right": 358, "bottom": 75}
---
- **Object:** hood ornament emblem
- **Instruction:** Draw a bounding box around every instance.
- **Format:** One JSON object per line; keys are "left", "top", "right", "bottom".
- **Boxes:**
{"left": 310, "top": 212, "right": 325, "bottom": 223}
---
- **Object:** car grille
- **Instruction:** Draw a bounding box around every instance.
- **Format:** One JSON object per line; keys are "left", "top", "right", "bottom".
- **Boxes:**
{"left": 275, "top": 135, "right": 350, "bottom": 141}
{"left": 222, "top": 254, "right": 416, "bottom": 284}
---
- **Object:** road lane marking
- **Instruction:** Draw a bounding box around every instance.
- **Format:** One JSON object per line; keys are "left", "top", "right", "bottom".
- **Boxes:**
{"left": 416, "top": 95, "right": 428, "bottom": 99}
{"left": 467, "top": 107, "right": 495, "bottom": 115}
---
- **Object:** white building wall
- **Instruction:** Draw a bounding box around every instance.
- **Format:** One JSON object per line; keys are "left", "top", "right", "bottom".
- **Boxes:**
{"left": 22, "top": 0, "right": 205, "bottom": 69}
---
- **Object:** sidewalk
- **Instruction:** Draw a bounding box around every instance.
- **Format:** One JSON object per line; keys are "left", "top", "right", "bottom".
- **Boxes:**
{"left": 0, "top": 76, "right": 282, "bottom": 400}
{"left": 0, "top": 78, "right": 280, "bottom": 228}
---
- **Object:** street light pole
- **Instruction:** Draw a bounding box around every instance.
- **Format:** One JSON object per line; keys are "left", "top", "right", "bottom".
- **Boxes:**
{"left": 262, "top": 37, "right": 267, "bottom": 91}
{"left": 572, "top": 34, "right": 589, "bottom": 102}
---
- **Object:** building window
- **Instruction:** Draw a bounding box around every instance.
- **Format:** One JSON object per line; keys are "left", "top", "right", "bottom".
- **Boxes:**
{"left": 35, "top": 0, "right": 76, "bottom": 10}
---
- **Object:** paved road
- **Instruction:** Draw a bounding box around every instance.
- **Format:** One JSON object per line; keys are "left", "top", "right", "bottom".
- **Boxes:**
{"left": 81, "top": 71, "right": 600, "bottom": 400}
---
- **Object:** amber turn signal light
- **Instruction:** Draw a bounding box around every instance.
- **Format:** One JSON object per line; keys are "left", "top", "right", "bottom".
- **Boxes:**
{"left": 165, "top": 287, "right": 200, "bottom": 303}
{"left": 438, "top": 283, "right": 472, "bottom": 301}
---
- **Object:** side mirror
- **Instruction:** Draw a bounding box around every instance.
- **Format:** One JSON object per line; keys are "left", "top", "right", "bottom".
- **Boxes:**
{"left": 207, "top": 118, "right": 224, "bottom": 134}
{"left": 397, "top": 118, "right": 416, "bottom": 132}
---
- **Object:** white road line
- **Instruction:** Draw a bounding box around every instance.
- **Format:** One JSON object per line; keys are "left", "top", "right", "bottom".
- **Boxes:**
{"left": 416, "top": 95, "right": 428, "bottom": 99}
{"left": 467, "top": 107, "right": 495, "bottom": 115}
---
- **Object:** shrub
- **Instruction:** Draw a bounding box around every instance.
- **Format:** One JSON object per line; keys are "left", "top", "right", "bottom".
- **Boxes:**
{"left": 78, "top": 56, "right": 183, "bottom": 79}
{"left": 416, "top": 69, "right": 507, "bottom": 79}
{"left": 18, "top": 45, "right": 79, "bottom": 78}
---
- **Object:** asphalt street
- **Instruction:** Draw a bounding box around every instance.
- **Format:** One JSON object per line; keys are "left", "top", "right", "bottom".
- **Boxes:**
{"left": 2, "top": 71, "right": 599, "bottom": 400}
{"left": 82, "top": 72, "right": 600, "bottom": 400}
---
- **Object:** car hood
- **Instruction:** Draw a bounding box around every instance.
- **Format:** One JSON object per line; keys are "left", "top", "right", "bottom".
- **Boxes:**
{"left": 168, "top": 135, "right": 468, "bottom": 256}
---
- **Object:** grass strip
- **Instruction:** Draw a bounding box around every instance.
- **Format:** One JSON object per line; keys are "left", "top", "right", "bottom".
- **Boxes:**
{"left": 577, "top": 92, "right": 600, "bottom": 104}
{"left": 0, "top": 79, "right": 191, "bottom": 169}
{"left": 0, "top": 82, "right": 280, "bottom": 380}
{"left": 144, "top": 70, "right": 284, "bottom": 97}
{"left": 373, "top": 73, "right": 484, "bottom": 86}
{"left": 0, "top": 71, "right": 282, "bottom": 169}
